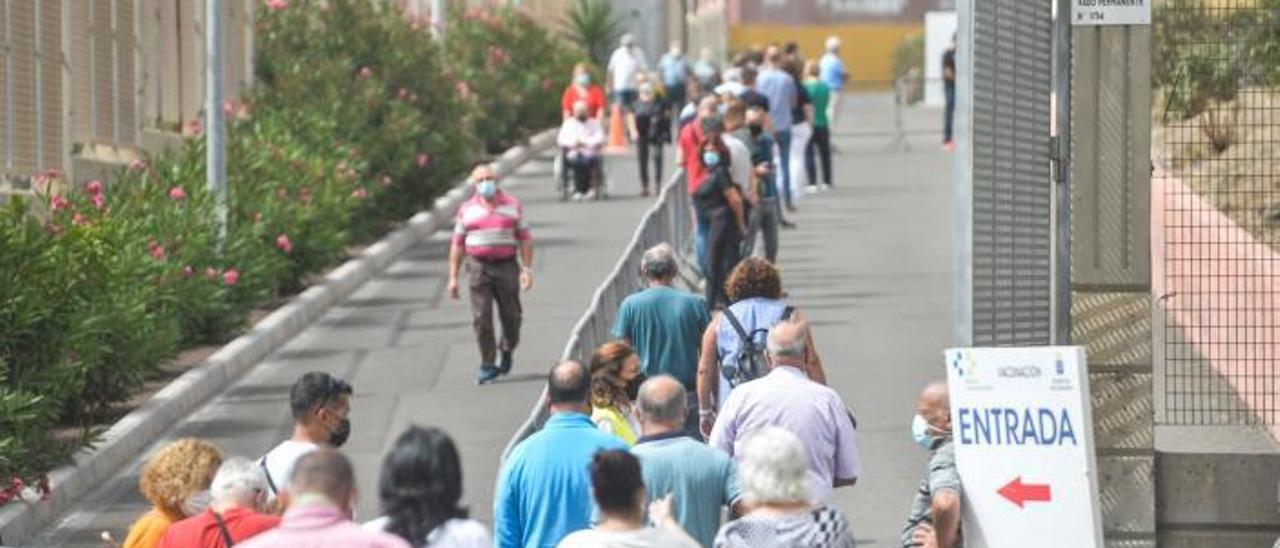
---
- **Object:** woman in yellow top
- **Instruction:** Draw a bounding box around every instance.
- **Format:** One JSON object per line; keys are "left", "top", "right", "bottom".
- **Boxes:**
{"left": 122, "top": 438, "right": 222, "bottom": 548}
{"left": 588, "top": 341, "right": 643, "bottom": 445}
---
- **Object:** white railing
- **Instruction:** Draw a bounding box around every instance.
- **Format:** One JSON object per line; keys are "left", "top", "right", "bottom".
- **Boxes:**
{"left": 500, "top": 168, "right": 692, "bottom": 461}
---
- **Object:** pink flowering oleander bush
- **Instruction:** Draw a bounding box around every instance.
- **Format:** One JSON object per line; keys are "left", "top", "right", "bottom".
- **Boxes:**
{"left": 445, "top": 4, "right": 580, "bottom": 153}
{"left": 0, "top": 0, "right": 578, "bottom": 491}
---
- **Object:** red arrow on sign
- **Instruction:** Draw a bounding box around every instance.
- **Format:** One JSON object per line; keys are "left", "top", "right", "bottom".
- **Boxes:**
{"left": 997, "top": 477, "right": 1052, "bottom": 508}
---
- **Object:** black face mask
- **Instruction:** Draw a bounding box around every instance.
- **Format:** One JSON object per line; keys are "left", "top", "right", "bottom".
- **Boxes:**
{"left": 748, "top": 124, "right": 764, "bottom": 137}
{"left": 329, "top": 417, "right": 351, "bottom": 447}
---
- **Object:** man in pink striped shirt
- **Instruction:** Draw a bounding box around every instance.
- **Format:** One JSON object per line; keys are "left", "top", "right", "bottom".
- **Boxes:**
{"left": 448, "top": 164, "right": 535, "bottom": 384}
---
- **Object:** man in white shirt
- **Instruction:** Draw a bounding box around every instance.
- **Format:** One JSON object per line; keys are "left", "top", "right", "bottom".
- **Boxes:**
{"left": 557, "top": 100, "right": 605, "bottom": 200}
{"left": 259, "top": 372, "right": 353, "bottom": 504}
{"left": 607, "top": 34, "right": 649, "bottom": 113}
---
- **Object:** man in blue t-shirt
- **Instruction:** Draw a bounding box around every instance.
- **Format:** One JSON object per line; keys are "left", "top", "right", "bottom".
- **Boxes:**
{"left": 612, "top": 243, "right": 711, "bottom": 433}
{"left": 494, "top": 361, "right": 630, "bottom": 547}
{"left": 819, "top": 36, "right": 848, "bottom": 127}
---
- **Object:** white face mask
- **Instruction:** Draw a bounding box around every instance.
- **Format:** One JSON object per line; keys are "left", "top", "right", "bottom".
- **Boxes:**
{"left": 181, "top": 489, "right": 212, "bottom": 517}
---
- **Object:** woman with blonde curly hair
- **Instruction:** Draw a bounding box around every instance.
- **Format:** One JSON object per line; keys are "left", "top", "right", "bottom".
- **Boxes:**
{"left": 588, "top": 341, "right": 643, "bottom": 445}
{"left": 696, "top": 257, "right": 826, "bottom": 437}
{"left": 123, "top": 438, "right": 223, "bottom": 548}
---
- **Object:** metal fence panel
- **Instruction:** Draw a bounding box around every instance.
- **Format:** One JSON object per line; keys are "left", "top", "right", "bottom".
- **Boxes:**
{"left": 957, "top": 0, "right": 1054, "bottom": 347}
{"left": 1154, "top": 1, "right": 1280, "bottom": 429}
{"left": 501, "top": 169, "right": 692, "bottom": 462}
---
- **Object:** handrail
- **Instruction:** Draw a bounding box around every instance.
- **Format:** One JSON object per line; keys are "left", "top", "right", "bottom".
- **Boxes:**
{"left": 499, "top": 168, "right": 691, "bottom": 463}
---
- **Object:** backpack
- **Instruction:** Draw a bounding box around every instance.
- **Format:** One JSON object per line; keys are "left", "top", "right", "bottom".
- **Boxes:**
{"left": 721, "top": 305, "right": 793, "bottom": 388}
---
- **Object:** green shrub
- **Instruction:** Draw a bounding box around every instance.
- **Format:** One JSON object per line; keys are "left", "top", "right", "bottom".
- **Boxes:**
{"left": 447, "top": 5, "right": 581, "bottom": 153}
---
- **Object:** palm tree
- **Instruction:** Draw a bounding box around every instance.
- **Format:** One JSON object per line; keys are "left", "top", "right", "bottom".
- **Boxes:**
{"left": 562, "top": 0, "right": 625, "bottom": 67}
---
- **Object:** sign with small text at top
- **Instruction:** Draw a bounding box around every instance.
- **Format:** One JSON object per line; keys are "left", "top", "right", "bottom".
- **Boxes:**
{"left": 1073, "top": 0, "right": 1152, "bottom": 26}
{"left": 945, "top": 346, "right": 1103, "bottom": 548}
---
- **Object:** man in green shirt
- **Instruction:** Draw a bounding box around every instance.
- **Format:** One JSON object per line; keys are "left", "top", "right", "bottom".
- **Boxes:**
{"left": 612, "top": 243, "right": 711, "bottom": 433}
{"left": 804, "top": 61, "right": 834, "bottom": 191}
{"left": 633, "top": 376, "right": 742, "bottom": 547}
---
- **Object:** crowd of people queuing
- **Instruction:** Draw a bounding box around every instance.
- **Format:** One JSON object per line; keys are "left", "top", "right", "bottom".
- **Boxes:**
{"left": 115, "top": 35, "right": 964, "bottom": 548}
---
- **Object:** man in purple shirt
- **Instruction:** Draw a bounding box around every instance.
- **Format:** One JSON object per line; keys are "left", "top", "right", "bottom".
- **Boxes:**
{"left": 709, "top": 319, "right": 860, "bottom": 503}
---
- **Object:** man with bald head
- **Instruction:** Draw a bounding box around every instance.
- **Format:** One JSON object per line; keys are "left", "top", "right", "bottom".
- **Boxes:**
{"left": 494, "top": 360, "right": 629, "bottom": 548}
{"left": 632, "top": 375, "right": 741, "bottom": 547}
{"left": 901, "top": 381, "right": 962, "bottom": 548}
{"left": 448, "top": 162, "right": 534, "bottom": 384}
{"left": 709, "top": 319, "right": 860, "bottom": 504}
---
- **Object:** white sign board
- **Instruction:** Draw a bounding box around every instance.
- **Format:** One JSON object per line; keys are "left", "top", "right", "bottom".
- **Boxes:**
{"left": 945, "top": 346, "right": 1103, "bottom": 548}
{"left": 1072, "top": 0, "right": 1152, "bottom": 26}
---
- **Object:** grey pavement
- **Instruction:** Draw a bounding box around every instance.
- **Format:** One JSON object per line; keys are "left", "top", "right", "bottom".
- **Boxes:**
{"left": 791, "top": 96, "right": 953, "bottom": 546}
{"left": 30, "top": 150, "right": 658, "bottom": 546}
{"left": 30, "top": 95, "right": 955, "bottom": 547}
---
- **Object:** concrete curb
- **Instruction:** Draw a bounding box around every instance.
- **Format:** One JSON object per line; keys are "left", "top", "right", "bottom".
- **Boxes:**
{"left": 0, "top": 129, "right": 557, "bottom": 545}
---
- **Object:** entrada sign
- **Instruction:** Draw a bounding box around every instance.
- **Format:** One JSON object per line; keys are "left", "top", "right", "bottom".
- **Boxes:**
{"left": 946, "top": 347, "right": 1104, "bottom": 548}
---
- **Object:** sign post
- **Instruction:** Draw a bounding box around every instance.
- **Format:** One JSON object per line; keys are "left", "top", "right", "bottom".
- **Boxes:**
{"left": 945, "top": 346, "right": 1103, "bottom": 548}
{"left": 1072, "top": 0, "right": 1151, "bottom": 26}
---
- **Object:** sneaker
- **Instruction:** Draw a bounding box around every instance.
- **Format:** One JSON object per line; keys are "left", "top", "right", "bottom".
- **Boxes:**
{"left": 498, "top": 350, "right": 513, "bottom": 376}
{"left": 822, "top": 183, "right": 833, "bottom": 191}
{"left": 571, "top": 192, "right": 584, "bottom": 202}
{"left": 942, "top": 140, "right": 956, "bottom": 152}
{"left": 641, "top": 187, "right": 651, "bottom": 197}
{"left": 586, "top": 189, "right": 598, "bottom": 200}
{"left": 804, "top": 186, "right": 820, "bottom": 195}
{"left": 780, "top": 219, "right": 798, "bottom": 230}
{"left": 476, "top": 365, "right": 501, "bottom": 385}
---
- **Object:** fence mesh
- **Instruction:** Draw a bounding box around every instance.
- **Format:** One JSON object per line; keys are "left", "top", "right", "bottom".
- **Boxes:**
{"left": 1155, "top": 0, "right": 1280, "bottom": 426}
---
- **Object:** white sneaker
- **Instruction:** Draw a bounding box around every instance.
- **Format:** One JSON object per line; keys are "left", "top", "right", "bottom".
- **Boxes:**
{"left": 821, "top": 184, "right": 833, "bottom": 192}
{"left": 586, "top": 189, "right": 597, "bottom": 200}
{"left": 571, "top": 192, "right": 584, "bottom": 202}
{"left": 804, "top": 186, "right": 820, "bottom": 195}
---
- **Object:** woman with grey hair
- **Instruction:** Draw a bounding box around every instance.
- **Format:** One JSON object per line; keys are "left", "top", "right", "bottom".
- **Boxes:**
{"left": 714, "top": 427, "right": 855, "bottom": 548}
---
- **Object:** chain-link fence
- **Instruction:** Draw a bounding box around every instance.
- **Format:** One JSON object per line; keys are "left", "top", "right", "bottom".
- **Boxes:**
{"left": 500, "top": 168, "right": 692, "bottom": 461}
{"left": 1153, "top": 0, "right": 1280, "bottom": 427}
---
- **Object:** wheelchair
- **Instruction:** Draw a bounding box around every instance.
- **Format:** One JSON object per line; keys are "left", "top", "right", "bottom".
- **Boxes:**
{"left": 553, "top": 148, "right": 609, "bottom": 202}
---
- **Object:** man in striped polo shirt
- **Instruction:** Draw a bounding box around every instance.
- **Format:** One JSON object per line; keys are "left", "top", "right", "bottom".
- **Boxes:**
{"left": 448, "top": 163, "right": 535, "bottom": 384}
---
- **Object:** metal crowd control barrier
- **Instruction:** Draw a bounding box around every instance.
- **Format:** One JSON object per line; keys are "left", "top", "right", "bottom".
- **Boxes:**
{"left": 499, "top": 168, "right": 691, "bottom": 463}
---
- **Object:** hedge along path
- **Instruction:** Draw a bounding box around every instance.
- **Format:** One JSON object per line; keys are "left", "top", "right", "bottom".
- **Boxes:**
{"left": 0, "top": 132, "right": 556, "bottom": 546}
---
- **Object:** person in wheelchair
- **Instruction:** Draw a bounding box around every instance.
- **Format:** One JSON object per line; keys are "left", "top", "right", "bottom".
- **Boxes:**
{"left": 557, "top": 100, "right": 606, "bottom": 201}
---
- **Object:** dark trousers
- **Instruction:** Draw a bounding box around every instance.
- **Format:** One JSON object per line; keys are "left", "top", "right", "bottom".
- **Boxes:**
{"left": 466, "top": 256, "right": 522, "bottom": 365}
{"left": 944, "top": 84, "right": 956, "bottom": 142}
{"left": 637, "top": 139, "right": 664, "bottom": 188}
{"left": 805, "top": 126, "right": 833, "bottom": 187}
{"left": 565, "top": 152, "right": 600, "bottom": 194}
{"left": 774, "top": 129, "right": 793, "bottom": 208}
{"left": 705, "top": 206, "right": 742, "bottom": 309}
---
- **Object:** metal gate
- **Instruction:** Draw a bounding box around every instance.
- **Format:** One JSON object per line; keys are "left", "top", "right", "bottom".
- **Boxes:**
{"left": 954, "top": 0, "right": 1055, "bottom": 347}
{"left": 1153, "top": 0, "right": 1280, "bottom": 433}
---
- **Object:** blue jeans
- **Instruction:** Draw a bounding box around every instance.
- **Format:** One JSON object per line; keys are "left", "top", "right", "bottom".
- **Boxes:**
{"left": 774, "top": 129, "right": 793, "bottom": 208}
{"left": 944, "top": 84, "right": 956, "bottom": 142}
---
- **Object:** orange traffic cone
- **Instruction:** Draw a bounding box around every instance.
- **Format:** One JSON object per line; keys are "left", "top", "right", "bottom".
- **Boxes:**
{"left": 606, "top": 103, "right": 628, "bottom": 154}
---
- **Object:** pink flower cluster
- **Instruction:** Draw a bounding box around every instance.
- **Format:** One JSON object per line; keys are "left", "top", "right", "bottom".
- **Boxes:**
{"left": 204, "top": 267, "right": 240, "bottom": 286}
{"left": 223, "top": 99, "right": 252, "bottom": 121}
{"left": 487, "top": 46, "right": 510, "bottom": 67}
{"left": 276, "top": 234, "right": 293, "bottom": 253}
{"left": 416, "top": 153, "right": 431, "bottom": 168}
{"left": 265, "top": 0, "right": 288, "bottom": 11}
{"left": 148, "top": 240, "right": 166, "bottom": 261}
{"left": 168, "top": 187, "right": 187, "bottom": 201}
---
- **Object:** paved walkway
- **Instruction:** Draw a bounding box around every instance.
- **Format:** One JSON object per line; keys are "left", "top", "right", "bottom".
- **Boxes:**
{"left": 32, "top": 150, "right": 657, "bottom": 546}
{"left": 32, "top": 96, "right": 955, "bottom": 547}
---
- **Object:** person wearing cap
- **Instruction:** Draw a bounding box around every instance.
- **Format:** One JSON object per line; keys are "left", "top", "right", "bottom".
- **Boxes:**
{"left": 447, "top": 163, "right": 535, "bottom": 385}
{"left": 819, "top": 36, "right": 848, "bottom": 126}
{"left": 608, "top": 34, "right": 650, "bottom": 113}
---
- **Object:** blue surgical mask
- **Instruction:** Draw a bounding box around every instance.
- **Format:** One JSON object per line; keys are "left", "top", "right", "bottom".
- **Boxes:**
{"left": 477, "top": 180, "right": 498, "bottom": 198}
{"left": 575, "top": 73, "right": 591, "bottom": 86}
{"left": 702, "top": 151, "right": 721, "bottom": 167}
{"left": 911, "top": 414, "right": 935, "bottom": 450}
